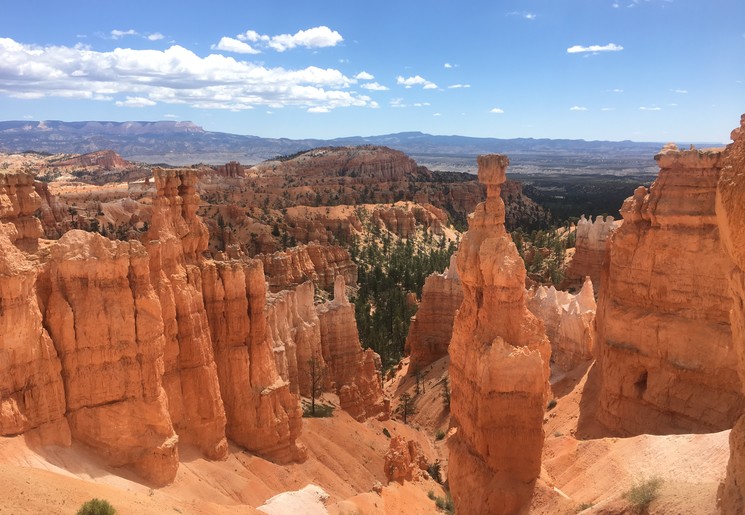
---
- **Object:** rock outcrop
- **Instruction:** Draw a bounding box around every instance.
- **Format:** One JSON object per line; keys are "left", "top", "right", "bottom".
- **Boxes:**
{"left": 0, "top": 214, "right": 68, "bottom": 446}
{"left": 716, "top": 114, "right": 745, "bottom": 513}
{"left": 40, "top": 230, "right": 179, "bottom": 485}
{"left": 563, "top": 215, "right": 619, "bottom": 291}
{"left": 383, "top": 436, "right": 428, "bottom": 484}
{"left": 528, "top": 277, "right": 596, "bottom": 371}
{"left": 0, "top": 170, "right": 44, "bottom": 245}
{"left": 448, "top": 155, "right": 551, "bottom": 514}
{"left": 317, "top": 276, "right": 390, "bottom": 421}
{"left": 596, "top": 144, "right": 744, "bottom": 436}
{"left": 406, "top": 255, "right": 463, "bottom": 373}
{"left": 259, "top": 243, "right": 357, "bottom": 293}
{"left": 143, "top": 168, "right": 228, "bottom": 460}
{"left": 202, "top": 258, "right": 305, "bottom": 464}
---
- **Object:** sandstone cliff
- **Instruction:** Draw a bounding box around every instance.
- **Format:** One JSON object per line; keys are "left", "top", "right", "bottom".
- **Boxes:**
{"left": 259, "top": 243, "right": 357, "bottom": 293}
{"left": 201, "top": 257, "right": 305, "bottom": 463}
{"left": 40, "top": 230, "right": 179, "bottom": 485}
{"left": 0, "top": 171, "right": 44, "bottom": 246}
{"left": 448, "top": 155, "right": 551, "bottom": 514}
{"left": 595, "top": 144, "right": 744, "bottom": 435}
{"left": 716, "top": 114, "right": 745, "bottom": 513}
{"left": 563, "top": 215, "right": 619, "bottom": 291}
{"left": 406, "top": 255, "right": 463, "bottom": 373}
{"left": 317, "top": 276, "right": 390, "bottom": 421}
{"left": 527, "top": 277, "right": 596, "bottom": 371}
{"left": 143, "top": 168, "right": 228, "bottom": 460}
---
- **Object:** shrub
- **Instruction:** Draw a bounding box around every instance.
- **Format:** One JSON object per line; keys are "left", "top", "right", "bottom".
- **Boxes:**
{"left": 428, "top": 460, "right": 443, "bottom": 484}
{"left": 623, "top": 476, "right": 662, "bottom": 509}
{"left": 302, "top": 401, "right": 334, "bottom": 418}
{"left": 576, "top": 502, "right": 594, "bottom": 512}
{"left": 432, "top": 492, "right": 455, "bottom": 514}
{"left": 77, "top": 498, "right": 116, "bottom": 515}
{"left": 382, "top": 427, "right": 391, "bottom": 438}
{"left": 435, "top": 429, "right": 446, "bottom": 441}
{"left": 547, "top": 398, "right": 557, "bottom": 411}
{"left": 428, "top": 490, "right": 436, "bottom": 500}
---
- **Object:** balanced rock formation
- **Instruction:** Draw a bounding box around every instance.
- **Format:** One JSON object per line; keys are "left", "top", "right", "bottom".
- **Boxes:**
{"left": 528, "top": 277, "right": 596, "bottom": 371}
{"left": 406, "top": 255, "right": 463, "bottom": 373}
{"left": 716, "top": 114, "right": 745, "bottom": 513}
{"left": 143, "top": 168, "right": 228, "bottom": 460}
{"left": 595, "top": 144, "right": 744, "bottom": 435}
{"left": 317, "top": 275, "right": 390, "bottom": 421}
{"left": 40, "top": 230, "right": 179, "bottom": 485}
{"left": 383, "top": 436, "right": 428, "bottom": 484}
{"left": 259, "top": 243, "right": 357, "bottom": 293}
{"left": 448, "top": 155, "right": 551, "bottom": 514}
{"left": 563, "top": 215, "right": 619, "bottom": 291}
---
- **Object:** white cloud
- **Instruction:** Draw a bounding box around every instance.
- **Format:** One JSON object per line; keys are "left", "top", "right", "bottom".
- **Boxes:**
{"left": 448, "top": 84, "right": 471, "bottom": 89}
{"left": 570, "top": 106, "right": 588, "bottom": 111}
{"left": 397, "top": 75, "right": 437, "bottom": 89}
{"left": 413, "top": 102, "right": 431, "bottom": 107}
{"left": 489, "top": 108, "right": 504, "bottom": 114}
{"left": 163, "top": 113, "right": 178, "bottom": 118}
{"left": 361, "top": 82, "right": 389, "bottom": 91}
{"left": 227, "top": 26, "right": 343, "bottom": 53}
{"left": 0, "top": 37, "right": 373, "bottom": 112}
{"left": 268, "top": 26, "right": 343, "bottom": 52}
{"left": 508, "top": 11, "right": 537, "bottom": 20}
{"left": 601, "top": 107, "right": 615, "bottom": 111}
{"left": 433, "top": 113, "right": 441, "bottom": 116}
{"left": 115, "top": 96, "right": 156, "bottom": 107}
{"left": 147, "top": 33, "right": 165, "bottom": 41}
{"left": 612, "top": 2, "right": 620, "bottom": 7}
{"left": 212, "top": 36, "right": 261, "bottom": 54}
{"left": 567, "top": 43, "right": 623, "bottom": 54}
{"left": 610, "top": 88, "right": 624, "bottom": 93}
{"left": 639, "top": 106, "right": 662, "bottom": 111}
{"left": 444, "top": 63, "right": 456, "bottom": 69}
{"left": 111, "top": 29, "right": 138, "bottom": 39}
{"left": 354, "top": 71, "right": 374, "bottom": 80}
{"left": 308, "top": 106, "right": 330, "bottom": 113}
{"left": 672, "top": 88, "right": 688, "bottom": 94}
{"left": 390, "top": 98, "right": 406, "bottom": 108}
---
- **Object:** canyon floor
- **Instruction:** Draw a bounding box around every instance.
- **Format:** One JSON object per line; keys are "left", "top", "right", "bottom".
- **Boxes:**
{"left": 0, "top": 359, "right": 728, "bottom": 514}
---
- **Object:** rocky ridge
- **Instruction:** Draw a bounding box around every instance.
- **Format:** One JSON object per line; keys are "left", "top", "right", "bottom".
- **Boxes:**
{"left": 563, "top": 214, "right": 619, "bottom": 291}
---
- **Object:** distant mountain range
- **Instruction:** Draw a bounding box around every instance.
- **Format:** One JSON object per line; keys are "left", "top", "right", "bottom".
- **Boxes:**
{"left": 0, "top": 120, "right": 717, "bottom": 172}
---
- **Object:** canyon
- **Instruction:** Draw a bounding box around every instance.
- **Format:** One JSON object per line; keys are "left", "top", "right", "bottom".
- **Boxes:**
{"left": 3, "top": 115, "right": 745, "bottom": 514}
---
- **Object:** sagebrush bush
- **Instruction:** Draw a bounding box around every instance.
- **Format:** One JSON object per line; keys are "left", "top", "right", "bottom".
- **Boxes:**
{"left": 623, "top": 476, "right": 662, "bottom": 509}
{"left": 77, "top": 498, "right": 116, "bottom": 515}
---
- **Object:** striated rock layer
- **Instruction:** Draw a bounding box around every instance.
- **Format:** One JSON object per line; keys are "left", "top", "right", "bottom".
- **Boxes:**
{"left": 596, "top": 144, "right": 744, "bottom": 436}
{"left": 406, "top": 255, "right": 463, "bottom": 373}
{"left": 143, "top": 168, "right": 228, "bottom": 460}
{"left": 563, "top": 215, "right": 619, "bottom": 291}
{"left": 317, "top": 275, "right": 390, "bottom": 421}
{"left": 259, "top": 243, "right": 357, "bottom": 293}
{"left": 40, "top": 230, "right": 179, "bottom": 485}
{"left": 717, "top": 114, "right": 745, "bottom": 513}
{"left": 448, "top": 154, "right": 550, "bottom": 514}
{"left": 528, "top": 277, "right": 596, "bottom": 371}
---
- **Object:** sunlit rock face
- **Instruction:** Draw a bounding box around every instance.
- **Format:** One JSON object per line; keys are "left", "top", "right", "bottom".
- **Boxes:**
{"left": 596, "top": 143, "right": 744, "bottom": 436}
{"left": 448, "top": 154, "right": 551, "bottom": 514}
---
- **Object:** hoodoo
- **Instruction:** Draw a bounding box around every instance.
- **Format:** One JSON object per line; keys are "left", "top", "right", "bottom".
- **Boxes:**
{"left": 595, "top": 144, "right": 744, "bottom": 435}
{"left": 448, "top": 154, "right": 551, "bottom": 514}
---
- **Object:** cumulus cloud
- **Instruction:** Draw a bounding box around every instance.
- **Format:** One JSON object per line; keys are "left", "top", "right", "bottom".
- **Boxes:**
{"left": 444, "top": 63, "right": 454, "bottom": 69}
{"left": 221, "top": 26, "right": 343, "bottom": 53}
{"left": 570, "top": 106, "right": 588, "bottom": 111}
{"left": 567, "top": 43, "right": 623, "bottom": 53}
{"left": 601, "top": 107, "right": 615, "bottom": 111}
{"left": 448, "top": 84, "right": 471, "bottom": 89}
{"left": 0, "top": 37, "right": 373, "bottom": 112}
{"left": 308, "top": 106, "right": 330, "bottom": 113}
{"left": 354, "top": 71, "right": 374, "bottom": 80}
{"left": 639, "top": 106, "right": 662, "bottom": 110}
{"left": 508, "top": 11, "right": 537, "bottom": 20}
{"left": 610, "top": 88, "right": 624, "bottom": 93}
{"left": 361, "top": 82, "right": 389, "bottom": 91}
{"left": 111, "top": 29, "right": 138, "bottom": 39}
{"left": 433, "top": 113, "right": 441, "bottom": 116}
{"left": 147, "top": 33, "right": 165, "bottom": 41}
{"left": 212, "top": 36, "right": 261, "bottom": 54}
{"left": 672, "top": 88, "right": 688, "bottom": 93}
{"left": 489, "top": 108, "right": 504, "bottom": 114}
{"left": 397, "top": 75, "right": 437, "bottom": 89}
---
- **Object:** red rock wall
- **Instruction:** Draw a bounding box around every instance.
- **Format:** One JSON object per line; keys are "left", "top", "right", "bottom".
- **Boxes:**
{"left": 563, "top": 215, "right": 619, "bottom": 290}
{"left": 716, "top": 115, "right": 745, "bottom": 513}
{"left": 259, "top": 243, "right": 357, "bottom": 293}
{"left": 406, "top": 256, "right": 463, "bottom": 373}
{"left": 596, "top": 144, "right": 744, "bottom": 435}
{"left": 448, "top": 155, "right": 550, "bottom": 514}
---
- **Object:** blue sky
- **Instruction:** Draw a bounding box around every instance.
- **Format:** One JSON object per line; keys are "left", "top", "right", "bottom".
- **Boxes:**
{"left": 0, "top": 0, "right": 742, "bottom": 142}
